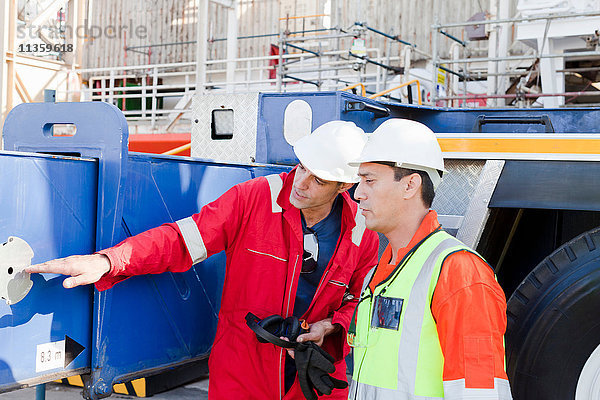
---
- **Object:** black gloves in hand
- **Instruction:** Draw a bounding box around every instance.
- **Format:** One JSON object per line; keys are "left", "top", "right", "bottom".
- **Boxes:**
{"left": 255, "top": 314, "right": 302, "bottom": 343}
{"left": 294, "top": 341, "right": 348, "bottom": 400}
{"left": 245, "top": 312, "right": 348, "bottom": 400}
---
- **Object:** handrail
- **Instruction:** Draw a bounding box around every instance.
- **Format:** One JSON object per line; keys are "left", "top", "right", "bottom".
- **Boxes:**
{"left": 368, "top": 79, "right": 422, "bottom": 105}
{"left": 340, "top": 83, "right": 366, "bottom": 97}
{"left": 279, "top": 14, "right": 328, "bottom": 21}
{"left": 162, "top": 143, "right": 191, "bottom": 156}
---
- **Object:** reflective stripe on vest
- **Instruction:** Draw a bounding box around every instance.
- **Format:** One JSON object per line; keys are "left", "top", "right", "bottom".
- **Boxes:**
{"left": 349, "top": 379, "right": 442, "bottom": 400}
{"left": 352, "top": 230, "right": 471, "bottom": 399}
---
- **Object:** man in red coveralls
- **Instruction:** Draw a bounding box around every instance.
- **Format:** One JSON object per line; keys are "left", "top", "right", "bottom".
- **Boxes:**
{"left": 27, "top": 120, "right": 379, "bottom": 399}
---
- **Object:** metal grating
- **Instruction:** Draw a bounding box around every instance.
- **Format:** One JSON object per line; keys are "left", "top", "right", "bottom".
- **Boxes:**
{"left": 191, "top": 93, "right": 259, "bottom": 164}
{"left": 433, "top": 159, "right": 485, "bottom": 216}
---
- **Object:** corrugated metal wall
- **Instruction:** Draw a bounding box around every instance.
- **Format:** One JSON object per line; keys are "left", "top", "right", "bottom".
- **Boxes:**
{"left": 83, "top": 0, "right": 516, "bottom": 69}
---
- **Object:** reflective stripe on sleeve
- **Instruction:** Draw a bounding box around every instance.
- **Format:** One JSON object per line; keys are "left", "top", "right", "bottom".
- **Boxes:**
{"left": 352, "top": 209, "right": 366, "bottom": 245}
{"left": 265, "top": 174, "right": 283, "bottom": 213}
{"left": 443, "top": 378, "right": 513, "bottom": 400}
{"left": 176, "top": 216, "right": 208, "bottom": 265}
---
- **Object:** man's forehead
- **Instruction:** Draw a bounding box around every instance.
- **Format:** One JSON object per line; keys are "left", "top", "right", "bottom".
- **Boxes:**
{"left": 298, "top": 162, "right": 337, "bottom": 184}
{"left": 358, "top": 162, "right": 392, "bottom": 176}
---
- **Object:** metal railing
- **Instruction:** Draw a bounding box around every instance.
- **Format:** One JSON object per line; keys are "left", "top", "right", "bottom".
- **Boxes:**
{"left": 60, "top": 47, "right": 387, "bottom": 129}
{"left": 369, "top": 80, "right": 422, "bottom": 105}
{"left": 431, "top": 10, "right": 600, "bottom": 107}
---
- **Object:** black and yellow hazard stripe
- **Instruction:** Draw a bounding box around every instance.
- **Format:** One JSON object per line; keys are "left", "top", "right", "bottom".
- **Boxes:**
{"left": 56, "top": 376, "right": 147, "bottom": 397}
{"left": 55, "top": 358, "right": 209, "bottom": 397}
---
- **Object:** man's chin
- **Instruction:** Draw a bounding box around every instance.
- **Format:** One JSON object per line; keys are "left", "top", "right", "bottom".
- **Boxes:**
{"left": 289, "top": 195, "right": 306, "bottom": 210}
{"left": 365, "top": 219, "right": 382, "bottom": 233}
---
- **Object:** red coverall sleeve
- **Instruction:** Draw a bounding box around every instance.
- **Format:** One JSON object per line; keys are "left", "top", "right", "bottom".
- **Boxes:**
{"left": 432, "top": 251, "right": 512, "bottom": 399}
{"left": 95, "top": 183, "right": 246, "bottom": 291}
{"left": 329, "top": 229, "right": 379, "bottom": 359}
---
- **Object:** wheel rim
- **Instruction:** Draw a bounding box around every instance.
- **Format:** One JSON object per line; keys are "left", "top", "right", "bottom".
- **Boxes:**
{"left": 576, "top": 343, "right": 600, "bottom": 400}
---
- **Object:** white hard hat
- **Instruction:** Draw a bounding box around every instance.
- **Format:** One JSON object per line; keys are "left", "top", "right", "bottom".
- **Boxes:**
{"left": 349, "top": 118, "right": 446, "bottom": 189}
{"left": 293, "top": 120, "right": 368, "bottom": 183}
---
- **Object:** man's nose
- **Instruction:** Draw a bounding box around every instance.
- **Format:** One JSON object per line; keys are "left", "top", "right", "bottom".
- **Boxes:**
{"left": 354, "top": 181, "right": 366, "bottom": 200}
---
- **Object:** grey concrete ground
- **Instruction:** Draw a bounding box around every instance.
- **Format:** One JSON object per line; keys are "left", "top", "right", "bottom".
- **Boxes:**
{"left": 0, "top": 379, "right": 209, "bottom": 400}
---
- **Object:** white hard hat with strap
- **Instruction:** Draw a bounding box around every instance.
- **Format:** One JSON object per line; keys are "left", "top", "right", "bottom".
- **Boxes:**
{"left": 293, "top": 120, "right": 368, "bottom": 183}
{"left": 349, "top": 118, "right": 446, "bottom": 189}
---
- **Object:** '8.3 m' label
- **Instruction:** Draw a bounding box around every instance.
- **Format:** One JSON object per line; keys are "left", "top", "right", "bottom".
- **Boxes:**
{"left": 36, "top": 340, "right": 66, "bottom": 372}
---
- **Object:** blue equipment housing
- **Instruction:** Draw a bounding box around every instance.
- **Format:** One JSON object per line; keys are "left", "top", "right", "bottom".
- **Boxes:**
{"left": 2, "top": 92, "right": 600, "bottom": 398}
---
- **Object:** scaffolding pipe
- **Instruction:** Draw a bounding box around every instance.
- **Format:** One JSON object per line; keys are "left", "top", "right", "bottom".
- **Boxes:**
{"left": 278, "top": 13, "right": 327, "bottom": 20}
{"left": 557, "top": 67, "right": 600, "bottom": 73}
{"left": 437, "top": 90, "right": 600, "bottom": 100}
{"left": 195, "top": 0, "right": 208, "bottom": 94}
{"left": 284, "top": 74, "right": 320, "bottom": 87}
{"left": 283, "top": 33, "right": 354, "bottom": 43}
{"left": 440, "top": 30, "right": 467, "bottom": 47}
{"left": 340, "top": 83, "right": 366, "bottom": 97}
{"left": 438, "top": 65, "right": 465, "bottom": 79}
{"left": 126, "top": 41, "right": 196, "bottom": 50}
{"left": 434, "top": 10, "right": 600, "bottom": 29}
{"left": 431, "top": 10, "right": 439, "bottom": 105}
{"left": 354, "top": 22, "right": 417, "bottom": 48}
{"left": 285, "top": 42, "right": 320, "bottom": 57}
{"left": 163, "top": 143, "right": 191, "bottom": 156}
{"left": 368, "top": 79, "right": 422, "bottom": 105}
{"left": 276, "top": 31, "right": 284, "bottom": 91}
{"left": 349, "top": 52, "right": 403, "bottom": 73}
{"left": 439, "top": 49, "right": 600, "bottom": 64}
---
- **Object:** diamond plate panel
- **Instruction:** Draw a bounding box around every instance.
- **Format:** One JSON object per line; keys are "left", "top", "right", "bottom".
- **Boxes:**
{"left": 433, "top": 160, "right": 485, "bottom": 216}
{"left": 191, "top": 93, "right": 259, "bottom": 164}
{"left": 457, "top": 160, "right": 505, "bottom": 248}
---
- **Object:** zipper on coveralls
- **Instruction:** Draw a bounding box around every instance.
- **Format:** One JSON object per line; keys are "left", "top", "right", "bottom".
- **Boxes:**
{"left": 279, "top": 253, "right": 300, "bottom": 399}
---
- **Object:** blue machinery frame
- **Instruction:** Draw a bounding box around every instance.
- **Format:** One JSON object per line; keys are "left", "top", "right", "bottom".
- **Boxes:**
{"left": 2, "top": 94, "right": 600, "bottom": 397}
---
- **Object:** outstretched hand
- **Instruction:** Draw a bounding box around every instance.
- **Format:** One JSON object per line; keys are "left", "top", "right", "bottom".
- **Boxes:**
{"left": 25, "top": 254, "right": 111, "bottom": 289}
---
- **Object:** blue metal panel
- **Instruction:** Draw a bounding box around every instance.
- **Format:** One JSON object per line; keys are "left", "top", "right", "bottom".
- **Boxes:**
{"left": 490, "top": 160, "right": 600, "bottom": 211}
{"left": 3, "top": 102, "right": 129, "bottom": 252}
{"left": 0, "top": 152, "right": 97, "bottom": 392}
{"left": 377, "top": 101, "right": 600, "bottom": 134}
{"left": 256, "top": 92, "right": 386, "bottom": 165}
{"left": 89, "top": 153, "right": 290, "bottom": 398}
{"left": 1, "top": 102, "right": 128, "bottom": 395}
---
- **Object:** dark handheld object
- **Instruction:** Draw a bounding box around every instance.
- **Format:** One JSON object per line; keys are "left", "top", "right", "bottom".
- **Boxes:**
{"left": 245, "top": 312, "right": 305, "bottom": 346}
{"left": 295, "top": 341, "right": 348, "bottom": 400}
{"left": 245, "top": 312, "right": 347, "bottom": 399}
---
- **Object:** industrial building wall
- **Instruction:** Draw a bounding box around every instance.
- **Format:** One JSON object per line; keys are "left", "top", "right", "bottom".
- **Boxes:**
{"left": 83, "top": 0, "right": 517, "bottom": 69}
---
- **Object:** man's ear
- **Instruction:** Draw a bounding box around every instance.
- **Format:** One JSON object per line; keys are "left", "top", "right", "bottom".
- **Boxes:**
{"left": 338, "top": 182, "right": 355, "bottom": 194}
{"left": 403, "top": 173, "right": 422, "bottom": 200}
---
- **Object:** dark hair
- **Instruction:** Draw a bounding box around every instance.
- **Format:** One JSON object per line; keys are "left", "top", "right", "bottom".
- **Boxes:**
{"left": 376, "top": 161, "right": 435, "bottom": 208}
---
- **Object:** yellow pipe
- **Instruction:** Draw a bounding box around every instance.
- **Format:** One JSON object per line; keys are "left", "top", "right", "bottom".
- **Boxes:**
{"left": 368, "top": 80, "right": 422, "bottom": 105}
{"left": 162, "top": 143, "right": 191, "bottom": 156}
{"left": 279, "top": 14, "right": 328, "bottom": 21}
{"left": 340, "top": 83, "right": 366, "bottom": 97}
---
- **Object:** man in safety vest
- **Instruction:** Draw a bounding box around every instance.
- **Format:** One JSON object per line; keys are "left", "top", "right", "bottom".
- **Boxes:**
{"left": 26, "top": 121, "right": 379, "bottom": 399}
{"left": 347, "top": 119, "right": 512, "bottom": 400}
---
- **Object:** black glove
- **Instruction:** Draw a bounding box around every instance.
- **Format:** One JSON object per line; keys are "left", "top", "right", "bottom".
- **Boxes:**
{"left": 294, "top": 341, "right": 348, "bottom": 400}
{"left": 245, "top": 313, "right": 303, "bottom": 346}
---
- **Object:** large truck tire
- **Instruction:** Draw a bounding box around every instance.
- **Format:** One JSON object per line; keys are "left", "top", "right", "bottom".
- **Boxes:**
{"left": 506, "top": 226, "right": 600, "bottom": 400}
